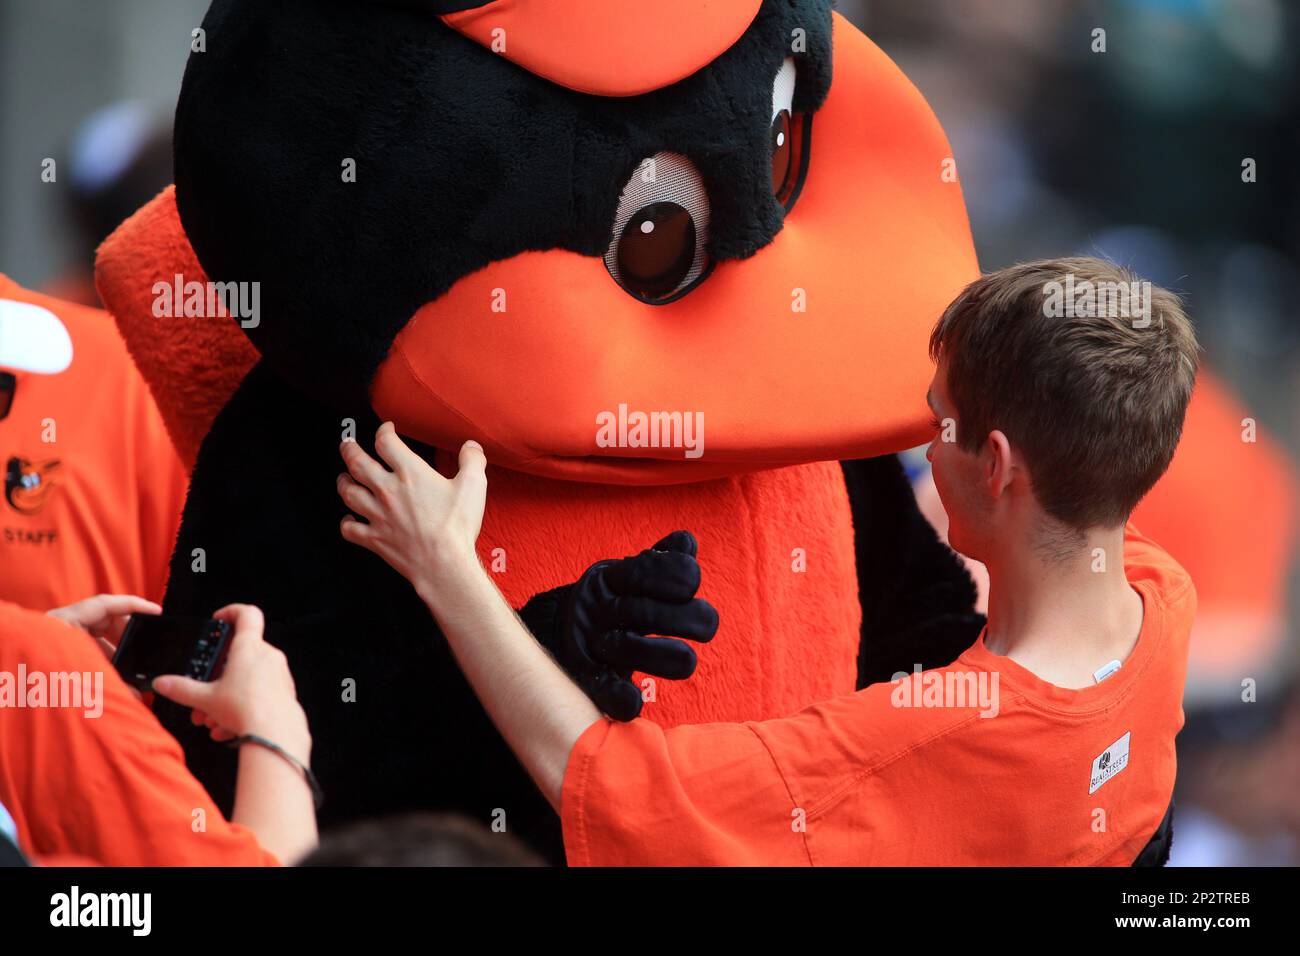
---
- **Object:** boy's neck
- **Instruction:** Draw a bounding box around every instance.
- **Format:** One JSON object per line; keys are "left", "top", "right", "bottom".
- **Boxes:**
{"left": 983, "top": 522, "right": 1144, "bottom": 690}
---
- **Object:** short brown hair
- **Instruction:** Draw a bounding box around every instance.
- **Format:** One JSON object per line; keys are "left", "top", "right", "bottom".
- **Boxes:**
{"left": 299, "top": 813, "right": 545, "bottom": 867}
{"left": 929, "top": 256, "right": 1198, "bottom": 530}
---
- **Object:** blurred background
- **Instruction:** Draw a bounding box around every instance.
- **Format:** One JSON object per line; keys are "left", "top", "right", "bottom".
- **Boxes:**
{"left": 1, "top": 0, "right": 1297, "bottom": 864}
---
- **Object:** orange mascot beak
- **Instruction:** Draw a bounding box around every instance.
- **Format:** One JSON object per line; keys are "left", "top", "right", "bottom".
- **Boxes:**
{"left": 372, "top": 12, "right": 978, "bottom": 484}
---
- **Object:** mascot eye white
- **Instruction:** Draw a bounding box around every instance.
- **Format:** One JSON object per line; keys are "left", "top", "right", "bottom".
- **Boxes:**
{"left": 96, "top": 0, "right": 984, "bottom": 862}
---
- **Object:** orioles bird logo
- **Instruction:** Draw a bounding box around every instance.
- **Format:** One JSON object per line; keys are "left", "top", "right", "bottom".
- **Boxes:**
{"left": 5, "top": 456, "right": 61, "bottom": 515}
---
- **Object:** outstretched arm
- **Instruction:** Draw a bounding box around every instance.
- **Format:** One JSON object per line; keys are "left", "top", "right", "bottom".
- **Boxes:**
{"left": 335, "top": 424, "right": 602, "bottom": 809}
{"left": 410, "top": 549, "right": 599, "bottom": 810}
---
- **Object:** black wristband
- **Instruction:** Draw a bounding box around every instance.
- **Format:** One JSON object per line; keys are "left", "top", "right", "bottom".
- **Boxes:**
{"left": 227, "top": 734, "right": 325, "bottom": 810}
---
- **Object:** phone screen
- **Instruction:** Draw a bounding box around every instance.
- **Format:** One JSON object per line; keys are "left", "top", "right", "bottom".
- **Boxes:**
{"left": 112, "top": 615, "right": 228, "bottom": 689}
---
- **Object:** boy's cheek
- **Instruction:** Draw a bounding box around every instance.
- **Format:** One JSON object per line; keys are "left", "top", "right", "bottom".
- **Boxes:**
{"left": 930, "top": 461, "right": 952, "bottom": 515}
{"left": 932, "top": 458, "right": 970, "bottom": 537}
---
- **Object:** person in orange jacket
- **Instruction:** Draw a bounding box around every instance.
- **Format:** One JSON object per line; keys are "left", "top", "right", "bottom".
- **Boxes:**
{"left": 0, "top": 596, "right": 316, "bottom": 866}
{"left": 0, "top": 274, "right": 187, "bottom": 610}
{"left": 334, "top": 258, "right": 1198, "bottom": 866}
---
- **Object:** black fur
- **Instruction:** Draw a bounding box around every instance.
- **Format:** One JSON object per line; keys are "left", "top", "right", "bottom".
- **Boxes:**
{"left": 1132, "top": 799, "right": 1175, "bottom": 866}
{"left": 159, "top": 362, "right": 563, "bottom": 859}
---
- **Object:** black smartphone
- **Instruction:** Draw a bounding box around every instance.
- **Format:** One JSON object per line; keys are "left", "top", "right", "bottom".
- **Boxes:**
{"left": 111, "top": 614, "right": 232, "bottom": 691}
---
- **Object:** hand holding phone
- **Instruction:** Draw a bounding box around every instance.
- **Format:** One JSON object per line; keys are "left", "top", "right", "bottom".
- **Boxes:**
{"left": 150, "top": 605, "right": 311, "bottom": 763}
{"left": 48, "top": 594, "right": 163, "bottom": 661}
{"left": 111, "top": 613, "right": 232, "bottom": 691}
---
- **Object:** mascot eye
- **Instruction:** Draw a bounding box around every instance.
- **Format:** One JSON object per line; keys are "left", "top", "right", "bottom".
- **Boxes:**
{"left": 616, "top": 203, "right": 696, "bottom": 300}
{"left": 771, "top": 110, "right": 793, "bottom": 196}
{"left": 605, "top": 152, "right": 711, "bottom": 304}
{"left": 770, "top": 57, "right": 808, "bottom": 210}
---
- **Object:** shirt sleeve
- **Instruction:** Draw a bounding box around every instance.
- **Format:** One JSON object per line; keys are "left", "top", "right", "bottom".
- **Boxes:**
{"left": 1123, "top": 521, "right": 1196, "bottom": 607}
{"left": 0, "top": 604, "right": 280, "bottom": 866}
{"left": 560, "top": 717, "right": 810, "bottom": 866}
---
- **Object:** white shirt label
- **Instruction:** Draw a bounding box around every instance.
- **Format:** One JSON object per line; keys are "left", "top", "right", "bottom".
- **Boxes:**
{"left": 1089, "top": 731, "right": 1131, "bottom": 795}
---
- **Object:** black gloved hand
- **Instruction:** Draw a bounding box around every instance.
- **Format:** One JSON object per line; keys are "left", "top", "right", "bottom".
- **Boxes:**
{"left": 519, "top": 530, "right": 718, "bottom": 721}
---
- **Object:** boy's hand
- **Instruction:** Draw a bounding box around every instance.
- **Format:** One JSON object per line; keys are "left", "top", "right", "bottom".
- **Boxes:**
{"left": 522, "top": 530, "right": 719, "bottom": 721}
{"left": 48, "top": 593, "right": 162, "bottom": 660}
{"left": 336, "top": 422, "right": 486, "bottom": 599}
{"left": 151, "top": 604, "right": 311, "bottom": 764}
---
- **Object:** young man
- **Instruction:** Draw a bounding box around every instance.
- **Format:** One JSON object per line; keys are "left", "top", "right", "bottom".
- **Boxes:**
{"left": 336, "top": 257, "right": 1198, "bottom": 865}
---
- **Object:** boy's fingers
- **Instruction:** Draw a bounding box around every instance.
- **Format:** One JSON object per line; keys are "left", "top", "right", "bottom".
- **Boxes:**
{"left": 152, "top": 674, "right": 214, "bottom": 710}
{"left": 93, "top": 594, "right": 163, "bottom": 620}
{"left": 52, "top": 594, "right": 162, "bottom": 638}
{"left": 341, "top": 518, "right": 389, "bottom": 563}
{"left": 213, "top": 603, "right": 261, "bottom": 627}
{"left": 340, "top": 439, "right": 390, "bottom": 490}
{"left": 457, "top": 440, "right": 486, "bottom": 481}
{"left": 213, "top": 604, "right": 265, "bottom": 649}
{"left": 340, "top": 514, "right": 376, "bottom": 548}
{"left": 374, "top": 422, "right": 421, "bottom": 476}
{"left": 108, "top": 613, "right": 135, "bottom": 645}
{"left": 337, "top": 473, "right": 381, "bottom": 519}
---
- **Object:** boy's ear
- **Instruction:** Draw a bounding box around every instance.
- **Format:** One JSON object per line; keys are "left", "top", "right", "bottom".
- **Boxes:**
{"left": 985, "top": 430, "right": 1016, "bottom": 499}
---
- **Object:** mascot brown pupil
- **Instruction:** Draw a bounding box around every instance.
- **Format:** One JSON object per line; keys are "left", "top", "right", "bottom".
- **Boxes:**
{"left": 616, "top": 202, "right": 696, "bottom": 301}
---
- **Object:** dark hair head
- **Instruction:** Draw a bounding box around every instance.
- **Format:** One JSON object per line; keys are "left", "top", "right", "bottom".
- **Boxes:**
{"left": 929, "top": 256, "right": 1199, "bottom": 530}
{"left": 299, "top": 813, "right": 545, "bottom": 867}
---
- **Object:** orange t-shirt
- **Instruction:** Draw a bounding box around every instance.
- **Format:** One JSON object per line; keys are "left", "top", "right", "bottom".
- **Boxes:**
{"left": 0, "top": 274, "right": 187, "bottom": 610}
{"left": 0, "top": 600, "right": 279, "bottom": 866}
{"left": 561, "top": 525, "right": 1195, "bottom": 866}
